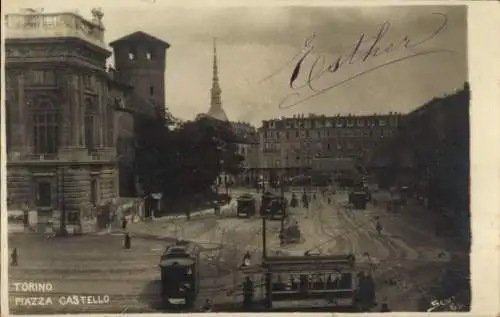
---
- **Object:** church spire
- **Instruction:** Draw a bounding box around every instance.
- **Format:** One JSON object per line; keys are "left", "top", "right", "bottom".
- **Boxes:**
{"left": 207, "top": 37, "right": 228, "bottom": 121}
{"left": 212, "top": 38, "right": 220, "bottom": 90}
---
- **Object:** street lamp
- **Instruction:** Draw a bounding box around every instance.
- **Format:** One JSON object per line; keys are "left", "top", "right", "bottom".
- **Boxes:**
{"left": 261, "top": 208, "right": 268, "bottom": 259}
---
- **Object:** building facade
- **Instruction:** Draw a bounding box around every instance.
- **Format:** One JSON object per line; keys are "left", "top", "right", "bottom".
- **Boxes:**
{"left": 5, "top": 10, "right": 118, "bottom": 228}
{"left": 258, "top": 113, "right": 403, "bottom": 178}
{"left": 4, "top": 9, "right": 169, "bottom": 231}
{"left": 231, "top": 121, "right": 260, "bottom": 185}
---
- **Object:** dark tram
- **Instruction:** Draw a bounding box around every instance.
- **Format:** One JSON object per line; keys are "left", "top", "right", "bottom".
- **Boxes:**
{"left": 237, "top": 193, "right": 257, "bottom": 218}
{"left": 159, "top": 241, "right": 201, "bottom": 308}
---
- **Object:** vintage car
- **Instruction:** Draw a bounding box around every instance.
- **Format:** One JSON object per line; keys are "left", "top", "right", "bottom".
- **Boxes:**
{"left": 237, "top": 194, "right": 257, "bottom": 217}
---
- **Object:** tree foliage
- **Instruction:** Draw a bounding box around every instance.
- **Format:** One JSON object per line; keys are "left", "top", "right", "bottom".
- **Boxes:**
{"left": 126, "top": 109, "right": 245, "bottom": 199}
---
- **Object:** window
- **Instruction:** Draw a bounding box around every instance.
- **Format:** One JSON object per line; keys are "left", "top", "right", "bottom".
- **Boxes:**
{"left": 83, "top": 74, "right": 92, "bottom": 90}
{"left": 84, "top": 98, "right": 97, "bottom": 154}
{"left": 42, "top": 16, "right": 58, "bottom": 28}
{"left": 295, "top": 131, "right": 299, "bottom": 137}
{"left": 67, "top": 211, "right": 80, "bottom": 225}
{"left": 128, "top": 47, "right": 137, "bottom": 60}
{"left": 286, "top": 131, "right": 290, "bottom": 140}
{"left": 32, "top": 98, "right": 60, "bottom": 155}
{"left": 146, "top": 51, "right": 153, "bottom": 60}
{"left": 149, "top": 86, "right": 154, "bottom": 96}
{"left": 90, "top": 178, "right": 98, "bottom": 207}
{"left": 36, "top": 181, "right": 52, "bottom": 207}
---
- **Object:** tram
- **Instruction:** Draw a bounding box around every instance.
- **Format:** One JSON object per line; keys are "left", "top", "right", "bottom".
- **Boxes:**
{"left": 159, "top": 241, "right": 201, "bottom": 308}
{"left": 260, "top": 254, "right": 359, "bottom": 311}
{"left": 237, "top": 194, "right": 257, "bottom": 218}
{"left": 260, "top": 192, "right": 287, "bottom": 220}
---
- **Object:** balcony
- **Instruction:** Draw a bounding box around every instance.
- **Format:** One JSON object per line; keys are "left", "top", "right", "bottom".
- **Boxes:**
{"left": 5, "top": 11, "right": 106, "bottom": 49}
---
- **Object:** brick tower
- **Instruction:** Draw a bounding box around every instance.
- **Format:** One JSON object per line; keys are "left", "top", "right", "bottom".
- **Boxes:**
{"left": 109, "top": 31, "right": 170, "bottom": 113}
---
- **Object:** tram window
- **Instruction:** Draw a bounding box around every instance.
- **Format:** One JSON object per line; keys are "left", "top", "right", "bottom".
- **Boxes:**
{"left": 310, "top": 273, "right": 325, "bottom": 290}
{"left": 326, "top": 272, "right": 342, "bottom": 289}
{"left": 299, "top": 274, "right": 309, "bottom": 292}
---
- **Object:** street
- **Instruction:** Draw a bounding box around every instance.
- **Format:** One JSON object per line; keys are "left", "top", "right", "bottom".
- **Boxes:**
{"left": 8, "top": 188, "right": 468, "bottom": 313}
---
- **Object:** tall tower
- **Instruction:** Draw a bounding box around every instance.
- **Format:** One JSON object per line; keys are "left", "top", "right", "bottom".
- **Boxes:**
{"left": 207, "top": 38, "right": 228, "bottom": 121}
{"left": 109, "top": 31, "right": 170, "bottom": 111}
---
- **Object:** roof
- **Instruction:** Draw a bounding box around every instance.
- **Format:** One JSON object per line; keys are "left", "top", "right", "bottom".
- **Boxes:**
{"left": 109, "top": 31, "right": 170, "bottom": 49}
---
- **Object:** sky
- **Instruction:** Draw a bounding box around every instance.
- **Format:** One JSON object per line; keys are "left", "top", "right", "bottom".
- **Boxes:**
{"left": 4, "top": 2, "right": 467, "bottom": 126}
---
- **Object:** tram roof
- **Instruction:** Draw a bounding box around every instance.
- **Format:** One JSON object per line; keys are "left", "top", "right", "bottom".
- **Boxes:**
{"left": 162, "top": 240, "right": 200, "bottom": 258}
{"left": 262, "top": 254, "right": 355, "bottom": 271}
{"left": 159, "top": 257, "right": 195, "bottom": 267}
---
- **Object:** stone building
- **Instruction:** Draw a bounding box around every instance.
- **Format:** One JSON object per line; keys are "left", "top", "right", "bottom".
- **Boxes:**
{"left": 230, "top": 121, "right": 260, "bottom": 185}
{"left": 258, "top": 113, "right": 403, "bottom": 179}
{"left": 4, "top": 9, "right": 169, "bottom": 231}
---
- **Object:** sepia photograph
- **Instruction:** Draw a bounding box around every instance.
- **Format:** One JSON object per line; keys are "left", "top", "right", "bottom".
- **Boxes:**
{"left": 3, "top": 2, "right": 471, "bottom": 313}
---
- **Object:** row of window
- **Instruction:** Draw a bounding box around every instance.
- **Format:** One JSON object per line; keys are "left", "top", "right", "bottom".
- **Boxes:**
{"left": 15, "top": 97, "right": 106, "bottom": 155}
{"left": 264, "top": 129, "right": 392, "bottom": 139}
{"left": 264, "top": 139, "right": 379, "bottom": 151}
{"left": 265, "top": 117, "right": 399, "bottom": 129}
{"left": 263, "top": 157, "right": 315, "bottom": 168}
{"left": 128, "top": 47, "right": 155, "bottom": 61}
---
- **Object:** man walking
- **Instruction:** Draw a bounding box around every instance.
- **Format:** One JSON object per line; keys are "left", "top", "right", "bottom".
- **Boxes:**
{"left": 11, "top": 248, "right": 18, "bottom": 266}
{"left": 124, "top": 233, "right": 131, "bottom": 249}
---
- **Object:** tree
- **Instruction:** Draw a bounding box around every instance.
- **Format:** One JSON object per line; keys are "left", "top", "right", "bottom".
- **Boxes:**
{"left": 117, "top": 107, "right": 245, "bottom": 202}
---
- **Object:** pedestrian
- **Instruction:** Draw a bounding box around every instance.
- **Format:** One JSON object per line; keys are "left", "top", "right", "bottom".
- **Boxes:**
{"left": 241, "top": 251, "right": 251, "bottom": 267}
{"left": 121, "top": 216, "right": 128, "bottom": 230}
{"left": 124, "top": 233, "right": 131, "bottom": 249}
{"left": 279, "top": 229, "right": 285, "bottom": 246}
{"left": 357, "top": 271, "right": 369, "bottom": 311}
{"left": 201, "top": 299, "right": 213, "bottom": 312}
{"left": 242, "top": 276, "right": 254, "bottom": 310}
{"left": 327, "top": 197, "right": 331, "bottom": 205}
{"left": 366, "top": 272, "right": 376, "bottom": 307}
{"left": 11, "top": 248, "right": 18, "bottom": 266}
{"left": 380, "top": 303, "right": 391, "bottom": 312}
{"left": 376, "top": 220, "right": 382, "bottom": 235}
